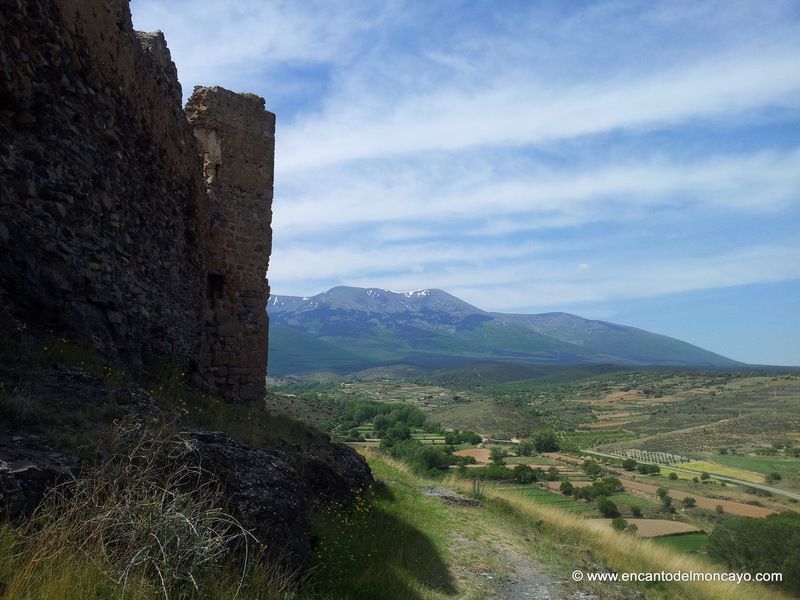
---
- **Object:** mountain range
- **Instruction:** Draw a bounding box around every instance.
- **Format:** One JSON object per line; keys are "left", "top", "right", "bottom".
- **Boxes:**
{"left": 267, "top": 286, "right": 740, "bottom": 374}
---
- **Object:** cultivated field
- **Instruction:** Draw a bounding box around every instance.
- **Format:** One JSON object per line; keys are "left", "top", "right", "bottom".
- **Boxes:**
{"left": 591, "top": 518, "right": 702, "bottom": 537}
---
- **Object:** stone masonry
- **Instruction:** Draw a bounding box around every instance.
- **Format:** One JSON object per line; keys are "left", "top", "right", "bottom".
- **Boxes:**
{"left": 0, "top": 0, "right": 273, "bottom": 402}
{"left": 186, "top": 88, "right": 275, "bottom": 402}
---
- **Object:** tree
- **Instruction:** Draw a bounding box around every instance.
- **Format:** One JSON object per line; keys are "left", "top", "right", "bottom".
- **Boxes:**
{"left": 656, "top": 487, "right": 669, "bottom": 500}
{"left": 660, "top": 494, "right": 673, "bottom": 509}
{"left": 700, "top": 472, "right": 710, "bottom": 481}
{"left": 517, "top": 439, "right": 536, "bottom": 457}
{"left": 490, "top": 447, "right": 507, "bottom": 465}
{"left": 596, "top": 496, "right": 619, "bottom": 517}
{"left": 682, "top": 496, "right": 697, "bottom": 508}
{"left": 560, "top": 480, "right": 575, "bottom": 496}
{"left": 532, "top": 428, "right": 559, "bottom": 452}
{"left": 692, "top": 476, "right": 699, "bottom": 483}
{"left": 668, "top": 472, "right": 678, "bottom": 480}
{"left": 621, "top": 458, "right": 637, "bottom": 471}
{"left": 513, "top": 464, "right": 536, "bottom": 484}
{"left": 583, "top": 460, "right": 603, "bottom": 479}
{"left": 631, "top": 506, "right": 643, "bottom": 518}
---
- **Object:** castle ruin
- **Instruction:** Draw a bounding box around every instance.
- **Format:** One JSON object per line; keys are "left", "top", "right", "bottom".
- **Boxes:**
{"left": 0, "top": 0, "right": 273, "bottom": 402}
{"left": 187, "top": 88, "right": 275, "bottom": 402}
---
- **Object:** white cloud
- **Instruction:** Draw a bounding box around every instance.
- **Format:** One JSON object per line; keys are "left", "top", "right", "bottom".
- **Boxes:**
{"left": 274, "top": 148, "right": 800, "bottom": 237}
{"left": 332, "top": 242, "right": 800, "bottom": 312}
{"left": 278, "top": 48, "right": 800, "bottom": 171}
{"left": 130, "top": 0, "right": 387, "bottom": 96}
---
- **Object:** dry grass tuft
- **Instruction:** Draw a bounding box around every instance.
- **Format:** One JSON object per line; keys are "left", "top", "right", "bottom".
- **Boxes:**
{"left": 2, "top": 419, "right": 284, "bottom": 599}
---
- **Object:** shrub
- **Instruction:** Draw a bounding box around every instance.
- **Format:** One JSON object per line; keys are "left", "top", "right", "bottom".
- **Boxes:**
{"left": 560, "top": 480, "right": 574, "bottom": 496}
{"left": 668, "top": 472, "right": 678, "bottom": 480}
{"left": 544, "top": 466, "right": 560, "bottom": 482}
{"left": 709, "top": 511, "right": 800, "bottom": 594}
{"left": 631, "top": 506, "right": 643, "bottom": 518}
{"left": 513, "top": 464, "right": 537, "bottom": 484}
{"left": 765, "top": 472, "right": 782, "bottom": 483}
{"left": 700, "top": 472, "right": 710, "bottom": 481}
{"left": 490, "top": 447, "right": 507, "bottom": 465}
{"left": 637, "top": 463, "right": 660, "bottom": 475}
{"left": 611, "top": 516, "right": 628, "bottom": 531}
{"left": 682, "top": 497, "right": 697, "bottom": 508}
{"left": 596, "top": 496, "right": 619, "bottom": 517}
{"left": 469, "top": 479, "right": 486, "bottom": 500}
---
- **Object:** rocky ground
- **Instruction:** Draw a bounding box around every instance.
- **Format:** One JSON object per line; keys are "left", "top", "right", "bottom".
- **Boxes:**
{"left": 0, "top": 349, "right": 372, "bottom": 573}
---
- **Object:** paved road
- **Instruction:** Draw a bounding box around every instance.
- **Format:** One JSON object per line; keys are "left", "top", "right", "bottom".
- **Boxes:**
{"left": 581, "top": 449, "right": 800, "bottom": 501}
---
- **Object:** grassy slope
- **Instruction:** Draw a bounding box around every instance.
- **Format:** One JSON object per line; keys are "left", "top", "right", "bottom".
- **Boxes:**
{"left": 311, "top": 450, "right": 792, "bottom": 600}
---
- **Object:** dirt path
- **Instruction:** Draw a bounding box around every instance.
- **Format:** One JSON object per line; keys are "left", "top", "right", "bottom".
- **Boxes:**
{"left": 493, "top": 544, "right": 568, "bottom": 600}
{"left": 427, "top": 486, "right": 606, "bottom": 599}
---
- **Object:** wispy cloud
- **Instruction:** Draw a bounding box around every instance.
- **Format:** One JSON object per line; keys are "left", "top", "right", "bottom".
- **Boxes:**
{"left": 278, "top": 49, "right": 800, "bottom": 171}
{"left": 274, "top": 148, "right": 800, "bottom": 237}
{"left": 332, "top": 242, "right": 800, "bottom": 312}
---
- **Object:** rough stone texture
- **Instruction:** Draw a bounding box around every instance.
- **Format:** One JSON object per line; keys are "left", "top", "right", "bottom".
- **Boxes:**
{"left": 186, "top": 87, "right": 275, "bottom": 402}
{"left": 0, "top": 431, "right": 78, "bottom": 520}
{"left": 186, "top": 430, "right": 372, "bottom": 568}
{"left": 0, "top": 1, "right": 273, "bottom": 401}
{"left": 0, "top": 0, "right": 206, "bottom": 369}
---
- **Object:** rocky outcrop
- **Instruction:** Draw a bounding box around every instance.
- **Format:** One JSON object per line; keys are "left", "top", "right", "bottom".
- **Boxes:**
{"left": 0, "top": 361, "right": 372, "bottom": 570}
{"left": 187, "top": 430, "right": 372, "bottom": 569}
{"left": 0, "top": 431, "right": 78, "bottom": 520}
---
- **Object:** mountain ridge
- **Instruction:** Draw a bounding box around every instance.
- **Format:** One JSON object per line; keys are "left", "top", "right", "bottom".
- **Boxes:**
{"left": 267, "top": 286, "right": 741, "bottom": 374}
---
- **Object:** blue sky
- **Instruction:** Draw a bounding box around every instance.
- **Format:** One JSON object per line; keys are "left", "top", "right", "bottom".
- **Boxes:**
{"left": 131, "top": 1, "right": 800, "bottom": 365}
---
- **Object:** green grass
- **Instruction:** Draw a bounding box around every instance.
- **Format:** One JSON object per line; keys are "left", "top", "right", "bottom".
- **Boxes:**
{"left": 505, "top": 455, "right": 560, "bottom": 465}
{"left": 608, "top": 493, "right": 661, "bottom": 509}
{"left": 653, "top": 532, "right": 710, "bottom": 554}
{"left": 502, "top": 485, "right": 597, "bottom": 513}
{"left": 559, "top": 429, "right": 637, "bottom": 450}
{"left": 711, "top": 455, "right": 800, "bottom": 482}
{"left": 309, "top": 458, "right": 458, "bottom": 599}
{"left": 680, "top": 460, "right": 763, "bottom": 483}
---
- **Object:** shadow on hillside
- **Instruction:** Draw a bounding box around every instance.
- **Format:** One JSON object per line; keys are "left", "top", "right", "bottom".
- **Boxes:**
{"left": 310, "top": 484, "right": 457, "bottom": 599}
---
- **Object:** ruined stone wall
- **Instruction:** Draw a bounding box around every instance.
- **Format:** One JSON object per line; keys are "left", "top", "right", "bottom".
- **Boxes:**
{"left": 186, "top": 88, "right": 274, "bottom": 403}
{"left": 0, "top": 1, "right": 274, "bottom": 400}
